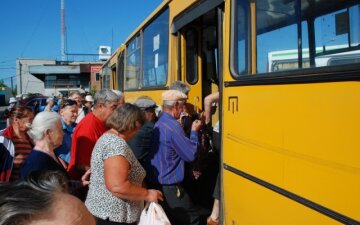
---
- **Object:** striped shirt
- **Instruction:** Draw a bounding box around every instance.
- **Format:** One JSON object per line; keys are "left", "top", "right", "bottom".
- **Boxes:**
{"left": 10, "top": 136, "right": 32, "bottom": 181}
{"left": 149, "top": 112, "right": 199, "bottom": 185}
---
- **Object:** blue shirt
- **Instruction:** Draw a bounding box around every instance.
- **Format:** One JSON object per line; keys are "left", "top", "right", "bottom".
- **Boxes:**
{"left": 55, "top": 119, "right": 76, "bottom": 163}
{"left": 149, "top": 112, "right": 199, "bottom": 185}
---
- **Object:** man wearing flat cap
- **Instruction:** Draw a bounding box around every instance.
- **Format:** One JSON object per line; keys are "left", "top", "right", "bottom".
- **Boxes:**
{"left": 127, "top": 97, "right": 157, "bottom": 167}
{"left": 148, "top": 90, "right": 205, "bottom": 225}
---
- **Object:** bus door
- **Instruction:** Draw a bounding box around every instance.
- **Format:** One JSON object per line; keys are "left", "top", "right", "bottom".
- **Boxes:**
{"left": 116, "top": 50, "right": 125, "bottom": 92}
{"left": 175, "top": 1, "right": 223, "bottom": 115}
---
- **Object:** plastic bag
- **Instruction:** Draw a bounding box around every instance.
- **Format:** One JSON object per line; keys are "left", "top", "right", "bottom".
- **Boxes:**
{"left": 138, "top": 202, "right": 171, "bottom": 225}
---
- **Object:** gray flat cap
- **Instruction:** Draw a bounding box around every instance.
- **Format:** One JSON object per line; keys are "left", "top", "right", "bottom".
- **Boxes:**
{"left": 134, "top": 99, "right": 157, "bottom": 109}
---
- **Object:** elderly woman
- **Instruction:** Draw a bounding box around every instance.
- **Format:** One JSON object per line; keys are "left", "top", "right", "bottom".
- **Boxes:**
{"left": 44, "top": 98, "right": 55, "bottom": 112}
{"left": 85, "top": 103, "right": 163, "bottom": 225}
{"left": 19, "top": 112, "right": 67, "bottom": 179}
{"left": 0, "top": 106, "right": 34, "bottom": 182}
{"left": 55, "top": 99, "right": 78, "bottom": 168}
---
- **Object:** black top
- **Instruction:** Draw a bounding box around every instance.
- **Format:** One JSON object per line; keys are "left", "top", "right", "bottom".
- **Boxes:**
{"left": 127, "top": 121, "right": 154, "bottom": 167}
{"left": 20, "top": 149, "right": 68, "bottom": 180}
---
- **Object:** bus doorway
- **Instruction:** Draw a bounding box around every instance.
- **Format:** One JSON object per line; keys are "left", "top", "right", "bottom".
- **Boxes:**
{"left": 179, "top": 7, "right": 221, "bottom": 114}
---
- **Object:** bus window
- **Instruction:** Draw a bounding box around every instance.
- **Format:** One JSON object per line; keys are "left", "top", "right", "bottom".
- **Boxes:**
{"left": 142, "top": 9, "right": 169, "bottom": 88}
{"left": 125, "top": 35, "right": 141, "bottom": 90}
{"left": 233, "top": 0, "right": 250, "bottom": 76}
{"left": 185, "top": 28, "right": 198, "bottom": 84}
{"left": 233, "top": 0, "right": 360, "bottom": 75}
{"left": 256, "top": 0, "right": 310, "bottom": 73}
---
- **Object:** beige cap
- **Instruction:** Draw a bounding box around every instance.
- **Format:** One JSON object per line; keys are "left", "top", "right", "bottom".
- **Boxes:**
{"left": 162, "top": 90, "right": 187, "bottom": 101}
{"left": 85, "top": 95, "right": 94, "bottom": 102}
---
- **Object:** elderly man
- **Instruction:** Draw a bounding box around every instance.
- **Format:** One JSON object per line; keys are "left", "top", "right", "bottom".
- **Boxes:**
{"left": 148, "top": 90, "right": 206, "bottom": 225}
{"left": 127, "top": 97, "right": 157, "bottom": 167}
{"left": 67, "top": 89, "right": 119, "bottom": 180}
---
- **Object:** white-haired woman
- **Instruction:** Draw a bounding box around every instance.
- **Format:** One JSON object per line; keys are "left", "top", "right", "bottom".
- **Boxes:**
{"left": 44, "top": 98, "right": 55, "bottom": 112}
{"left": 19, "top": 111, "right": 90, "bottom": 191}
{"left": 19, "top": 111, "right": 67, "bottom": 179}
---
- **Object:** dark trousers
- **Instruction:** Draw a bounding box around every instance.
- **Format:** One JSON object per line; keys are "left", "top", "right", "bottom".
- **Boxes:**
{"left": 160, "top": 184, "right": 209, "bottom": 225}
{"left": 95, "top": 217, "right": 136, "bottom": 225}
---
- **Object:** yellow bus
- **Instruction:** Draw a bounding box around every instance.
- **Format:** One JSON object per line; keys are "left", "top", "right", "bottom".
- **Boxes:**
{"left": 109, "top": 0, "right": 360, "bottom": 224}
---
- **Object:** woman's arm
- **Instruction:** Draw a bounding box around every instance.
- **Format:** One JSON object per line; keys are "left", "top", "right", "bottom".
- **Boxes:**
{"left": 204, "top": 92, "right": 219, "bottom": 124}
{"left": 104, "top": 156, "right": 163, "bottom": 202}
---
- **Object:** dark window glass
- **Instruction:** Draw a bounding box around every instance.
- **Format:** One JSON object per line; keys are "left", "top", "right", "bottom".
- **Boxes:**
{"left": 185, "top": 28, "right": 198, "bottom": 84}
{"left": 142, "top": 9, "right": 169, "bottom": 87}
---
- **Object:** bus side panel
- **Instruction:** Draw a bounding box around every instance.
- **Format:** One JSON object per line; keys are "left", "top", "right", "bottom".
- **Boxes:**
{"left": 222, "top": 82, "right": 360, "bottom": 224}
{"left": 223, "top": 171, "right": 342, "bottom": 225}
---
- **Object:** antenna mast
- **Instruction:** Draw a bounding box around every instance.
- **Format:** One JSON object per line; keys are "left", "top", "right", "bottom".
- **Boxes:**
{"left": 61, "top": 0, "right": 66, "bottom": 61}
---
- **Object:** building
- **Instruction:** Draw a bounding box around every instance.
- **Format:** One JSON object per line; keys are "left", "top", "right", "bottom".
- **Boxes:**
{"left": 16, "top": 58, "right": 103, "bottom": 97}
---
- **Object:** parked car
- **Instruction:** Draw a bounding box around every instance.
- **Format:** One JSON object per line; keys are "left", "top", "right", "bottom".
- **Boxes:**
{"left": 19, "top": 96, "right": 59, "bottom": 112}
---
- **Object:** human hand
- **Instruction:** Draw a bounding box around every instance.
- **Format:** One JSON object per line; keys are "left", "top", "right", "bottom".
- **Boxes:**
{"left": 81, "top": 168, "right": 91, "bottom": 186}
{"left": 191, "top": 119, "right": 202, "bottom": 131}
{"left": 146, "top": 189, "right": 163, "bottom": 203}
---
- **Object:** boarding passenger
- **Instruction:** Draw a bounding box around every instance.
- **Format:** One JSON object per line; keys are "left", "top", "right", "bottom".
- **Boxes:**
{"left": 85, "top": 103, "right": 163, "bottom": 225}
{"left": 55, "top": 99, "right": 78, "bottom": 168}
{"left": 112, "top": 89, "right": 125, "bottom": 107}
{"left": 67, "top": 89, "right": 119, "bottom": 180}
{"left": 127, "top": 97, "right": 157, "bottom": 167}
{"left": 84, "top": 95, "right": 94, "bottom": 114}
{"left": 69, "top": 91, "right": 86, "bottom": 123}
{"left": 0, "top": 106, "right": 34, "bottom": 182}
{"left": 19, "top": 112, "right": 68, "bottom": 179}
{"left": 148, "top": 90, "right": 207, "bottom": 225}
{"left": 203, "top": 92, "right": 220, "bottom": 225}
{"left": 4, "top": 97, "right": 18, "bottom": 127}
{"left": 44, "top": 97, "right": 55, "bottom": 112}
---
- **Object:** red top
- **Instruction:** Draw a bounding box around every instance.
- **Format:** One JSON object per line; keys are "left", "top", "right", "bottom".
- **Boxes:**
{"left": 2, "top": 126, "right": 33, "bottom": 181}
{"left": 67, "top": 112, "right": 107, "bottom": 180}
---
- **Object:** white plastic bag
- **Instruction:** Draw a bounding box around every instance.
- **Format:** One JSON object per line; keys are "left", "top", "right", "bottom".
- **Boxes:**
{"left": 138, "top": 202, "right": 171, "bottom": 225}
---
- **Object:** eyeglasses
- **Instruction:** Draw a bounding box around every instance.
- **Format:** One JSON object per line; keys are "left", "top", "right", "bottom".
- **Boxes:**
{"left": 61, "top": 99, "right": 77, "bottom": 109}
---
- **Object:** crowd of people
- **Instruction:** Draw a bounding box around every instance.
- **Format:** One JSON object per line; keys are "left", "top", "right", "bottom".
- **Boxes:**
{"left": 0, "top": 83, "right": 221, "bottom": 225}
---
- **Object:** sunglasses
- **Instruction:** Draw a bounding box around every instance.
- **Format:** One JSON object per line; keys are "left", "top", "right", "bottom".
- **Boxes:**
{"left": 61, "top": 99, "right": 77, "bottom": 109}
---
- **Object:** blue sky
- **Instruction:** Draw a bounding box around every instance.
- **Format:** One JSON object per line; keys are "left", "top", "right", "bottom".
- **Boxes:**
{"left": 0, "top": 0, "right": 163, "bottom": 87}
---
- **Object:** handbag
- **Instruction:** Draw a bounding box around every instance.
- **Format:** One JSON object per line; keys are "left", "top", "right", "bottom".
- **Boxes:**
{"left": 138, "top": 202, "right": 171, "bottom": 225}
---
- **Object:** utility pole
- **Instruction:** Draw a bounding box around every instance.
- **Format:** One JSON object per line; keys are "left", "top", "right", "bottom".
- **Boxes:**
{"left": 61, "top": 0, "right": 66, "bottom": 61}
{"left": 10, "top": 76, "right": 13, "bottom": 91}
{"left": 19, "top": 61, "right": 22, "bottom": 94}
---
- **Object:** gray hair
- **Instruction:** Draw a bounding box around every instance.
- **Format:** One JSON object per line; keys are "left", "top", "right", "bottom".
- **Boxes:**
{"left": 27, "top": 111, "right": 61, "bottom": 142}
{"left": 46, "top": 98, "right": 54, "bottom": 104}
{"left": 69, "top": 90, "right": 81, "bottom": 97}
{"left": 169, "top": 81, "right": 190, "bottom": 95}
{"left": 163, "top": 100, "right": 177, "bottom": 108}
{"left": 0, "top": 171, "right": 68, "bottom": 225}
{"left": 111, "top": 89, "right": 124, "bottom": 98}
{"left": 94, "top": 89, "right": 119, "bottom": 108}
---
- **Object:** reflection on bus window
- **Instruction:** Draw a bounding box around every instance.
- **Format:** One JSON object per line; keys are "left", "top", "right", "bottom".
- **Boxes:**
{"left": 125, "top": 35, "right": 140, "bottom": 90}
{"left": 233, "top": 0, "right": 360, "bottom": 76}
{"left": 142, "top": 9, "right": 169, "bottom": 88}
